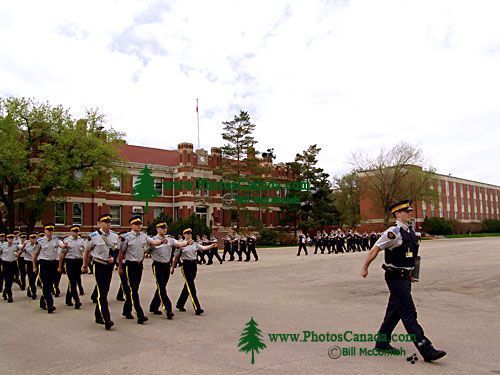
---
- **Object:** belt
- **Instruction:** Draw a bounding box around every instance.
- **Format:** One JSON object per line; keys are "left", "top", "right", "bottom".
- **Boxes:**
{"left": 93, "top": 257, "right": 109, "bottom": 265}
{"left": 382, "top": 264, "right": 412, "bottom": 278}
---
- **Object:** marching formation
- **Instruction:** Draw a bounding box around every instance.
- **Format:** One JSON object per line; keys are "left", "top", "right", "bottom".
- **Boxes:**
{"left": 0, "top": 213, "right": 260, "bottom": 331}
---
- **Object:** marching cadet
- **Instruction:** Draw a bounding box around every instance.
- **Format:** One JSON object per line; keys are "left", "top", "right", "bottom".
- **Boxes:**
{"left": 0, "top": 233, "right": 4, "bottom": 293}
{"left": 361, "top": 199, "right": 446, "bottom": 362}
{"left": 32, "top": 224, "right": 63, "bottom": 313}
{"left": 297, "top": 231, "right": 308, "bottom": 256}
{"left": 196, "top": 235, "right": 207, "bottom": 265}
{"left": 82, "top": 213, "right": 119, "bottom": 330}
{"left": 245, "top": 233, "right": 258, "bottom": 261}
{"left": 149, "top": 221, "right": 190, "bottom": 319}
{"left": 239, "top": 235, "right": 247, "bottom": 261}
{"left": 313, "top": 231, "right": 322, "bottom": 254}
{"left": 58, "top": 225, "right": 84, "bottom": 309}
{"left": 232, "top": 233, "right": 241, "bottom": 261}
{"left": 369, "top": 231, "right": 378, "bottom": 248}
{"left": 117, "top": 216, "right": 166, "bottom": 324}
{"left": 171, "top": 228, "right": 217, "bottom": 315}
{"left": 362, "top": 232, "right": 370, "bottom": 251}
{"left": 115, "top": 231, "right": 129, "bottom": 302}
{"left": 222, "top": 235, "right": 232, "bottom": 261}
{"left": 0, "top": 234, "right": 19, "bottom": 302}
{"left": 17, "top": 233, "right": 27, "bottom": 291}
{"left": 18, "top": 234, "right": 38, "bottom": 299}
{"left": 206, "top": 234, "right": 223, "bottom": 265}
{"left": 336, "top": 230, "right": 345, "bottom": 253}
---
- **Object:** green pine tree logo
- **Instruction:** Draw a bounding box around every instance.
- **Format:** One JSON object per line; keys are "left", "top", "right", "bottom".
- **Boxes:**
{"left": 238, "top": 317, "right": 267, "bottom": 365}
{"left": 133, "top": 165, "right": 159, "bottom": 213}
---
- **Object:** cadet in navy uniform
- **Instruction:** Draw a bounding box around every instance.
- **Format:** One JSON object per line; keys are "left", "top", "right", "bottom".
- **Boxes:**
{"left": 222, "top": 236, "right": 232, "bottom": 261}
{"left": 231, "top": 234, "right": 239, "bottom": 261}
{"left": 361, "top": 200, "right": 446, "bottom": 363}
{"left": 117, "top": 216, "right": 165, "bottom": 324}
{"left": 171, "top": 228, "right": 217, "bottom": 315}
{"left": 0, "top": 234, "right": 19, "bottom": 302}
{"left": 32, "top": 224, "right": 63, "bottom": 313}
{"left": 245, "top": 234, "right": 258, "bottom": 261}
{"left": 58, "top": 225, "right": 84, "bottom": 309}
{"left": 206, "top": 235, "right": 223, "bottom": 265}
{"left": 19, "top": 234, "right": 38, "bottom": 299}
{"left": 149, "top": 221, "right": 190, "bottom": 319}
{"left": 82, "top": 214, "right": 119, "bottom": 330}
{"left": 297, "top": 231, "right": 308, "bottom": 256}
{"left": 239, "top": 235, "right": 247, "bottom": 261}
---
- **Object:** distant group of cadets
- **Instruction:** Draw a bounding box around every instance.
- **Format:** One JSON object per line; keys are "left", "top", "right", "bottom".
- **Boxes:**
{"left": 297, "top": 229, "right": 383, "bottom": 256}
{"left": 0, "top": 213, "right": 260, "bottom": 331}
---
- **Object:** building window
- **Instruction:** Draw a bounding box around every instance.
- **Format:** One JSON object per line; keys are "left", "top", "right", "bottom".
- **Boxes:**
{"left": 153, "top": 207, "right": 163, "bottom": 219}
{"left": 73, "top": 203, "right": 83, "bottom": 225}
{"left": 110, "top": 176, "right": 121, "bottom": 192}
{"left": 154, "top": 178, "right": 163, "bottom": 196}
{"left": 195, "top": 206, "right": 207, "bottom": 224}
{"left": 109, "top": 205, "right": 121, "bottom": 226}
{"left": 422, "top": 209, "right": 426, "bottom": 218}
{"left": 55, "top": 202, "right": 66, "bottom": 225}
{"left": 439, "top": 210, "right": 443, "bottom": 218}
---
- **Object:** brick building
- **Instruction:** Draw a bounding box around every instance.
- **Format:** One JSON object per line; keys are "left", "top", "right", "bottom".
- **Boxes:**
{"left": 359, "top": 169, "right": 500, "bottom": 232}
{"left": 13, "top": 143, "right": 297, "bottom": 235}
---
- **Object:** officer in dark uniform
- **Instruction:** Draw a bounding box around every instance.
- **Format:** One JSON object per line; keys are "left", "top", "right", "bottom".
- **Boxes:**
{"left": 58, "top": 225, "right": 84, "bottom": 309}
{"left": 297, "top": 231, "right": 308, "bottom": 256}
{"left": 0, "top": 234, "right": 19, "bottom": 302}
{"left": 239, "top": 235, "right": 247, "bottom": 260}
{"left": 361, "top": 200, "right": 446, "bottom": 362}
{"left": 206, "top": 235, "right": 223, "bottom": 265}
{"left": 32, "top": 224, "right": 63, "bottom": 313}
{"left": 117, "top": 215, "right": 165, "bottom": 324}
{"left": 82, "top": 214, "right": 119, "bottom": 330}
{"left": 222, "top": 235, "right": 232, "bottom": 261}
{"left": 171, "top": 228, "right": 217, "bottom": 315}
{"left": 245, "top": 234, "right": 258, "bottom": 261}
{"left": 231, "top": 234, "right": 240, "bottom": 261}
{"left": 369, "top": 231, "right": 378, "bottom": 248}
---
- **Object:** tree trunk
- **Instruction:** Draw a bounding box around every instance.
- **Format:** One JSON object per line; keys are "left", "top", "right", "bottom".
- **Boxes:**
{"left": 251, "top": 349, "right": 255, "bottom": 364}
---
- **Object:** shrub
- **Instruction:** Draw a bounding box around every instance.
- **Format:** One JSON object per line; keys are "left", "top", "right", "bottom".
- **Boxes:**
{"left": 483, "top": 219, "right": 500, "bottom": 233}
{"left": 259, "top": 228, "right": 279, "bottom": 245}
{"left": 423, "top": 217, "right": 453, "bottom": 235}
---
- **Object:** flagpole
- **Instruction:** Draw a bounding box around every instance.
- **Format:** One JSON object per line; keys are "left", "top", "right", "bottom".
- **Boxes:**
{"left": 196, "top": 98, "right": 200, "bottom": 149}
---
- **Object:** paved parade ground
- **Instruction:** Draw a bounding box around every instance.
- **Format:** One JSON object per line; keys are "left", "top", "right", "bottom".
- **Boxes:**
{"left": 1, "top": 237, "right": 499, "bottom": 375}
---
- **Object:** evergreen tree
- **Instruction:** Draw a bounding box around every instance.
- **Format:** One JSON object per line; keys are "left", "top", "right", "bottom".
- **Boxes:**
{"left": 238, "top": 317, "right": 267, "bottom": 365}
{"left": 133, "top": 165, "right": 159, "bottom": 213}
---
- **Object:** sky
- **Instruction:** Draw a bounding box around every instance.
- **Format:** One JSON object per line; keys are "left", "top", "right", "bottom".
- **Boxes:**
{"left": 1, "top": 0, "right": 500, "bottom": 185}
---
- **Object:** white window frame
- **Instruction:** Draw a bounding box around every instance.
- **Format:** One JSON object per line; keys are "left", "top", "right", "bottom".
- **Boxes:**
{"left": 73, "top": 202, "right": 83, "bottom": 225}
{"left": 55, "top": 202, "right": 66, "bottom": 225}
{"left": 110, "top": 176, "right": 121, "bottom": 192}
{"left": 109, "top": 205, "right": 121, "bottom": 226}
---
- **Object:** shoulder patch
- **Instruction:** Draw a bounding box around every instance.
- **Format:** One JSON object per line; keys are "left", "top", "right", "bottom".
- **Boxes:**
{"left": 36, "top": 238, "right": 44, "bottom": 243}
{"left": 387, "top": 231, "right": 396, "bottom": 239}
{"left": 90, "top": 232, "right": 98, "bottom": 238}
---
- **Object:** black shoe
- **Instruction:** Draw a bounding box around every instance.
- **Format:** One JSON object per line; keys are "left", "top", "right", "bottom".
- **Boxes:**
{"left": 207, "top": 261, "right": 213, "bottom": 265}
{"left": 137, "top": 316, "right": 148, "bottom": 324}
{"left": 21, "top": 286, "right": 26, "bottom": 291}
{"left": 166, "top": 312, "right": 174, "bottom": 320}
{"left": 32, "top": 295, "right": 37, "bottom": 300}
{"left": 95, "top": 317, "right": 105, "bottom": 325}
{"left": 8, "top": 297, "right": 13, "bottom": 303}
{"left": 244, "top": 259, "right": 250, "bottom": 262}
{"left": 423, "top": 349, "right": 447, "bottom": 362}
{"left": 54, "top": 293, "right": 60, "bottom": 298}
{"left": 75, "top": 302, "right": 82, "bottom": 309}
{"left": 116, "top": 296, "right": 125, "bottom": 301}
{"left": 122, "top": 313, "right": 135, "bottom": 319}
{"left": 195, "top": 309, "right": 204, "bottom": 315}
{"left": 374, "top": 343, "right": 396, "bottom": 351}
{"left": 150, "top": 310, "right": 162, "bottom": 315}
{"left": 176, "top": 306, "right": 186, "bottom": 312}
{"left": 105, "top": 321, "right": 114, "bottom": 330}
{"left": 91, "top": 298, "right": 97, "bottom": 304}
{"left": 66, "top": 302, "right": 74, "bottom": 307}
{"left": 27, "top": 290, "right": 32, "bottom": 297}
{"left": 47, "top": 306, "right": 56, "bottom": 314}
{"left": 79, "top": 289, "right": 85, "bottom": 295}
{"left": 40, "top": 305, "right": 47, "bottom": 310}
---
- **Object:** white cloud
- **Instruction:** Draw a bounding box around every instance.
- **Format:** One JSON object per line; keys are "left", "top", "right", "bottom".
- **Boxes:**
{"left": 1, "top": 0, "right": 499, "bottom": 184}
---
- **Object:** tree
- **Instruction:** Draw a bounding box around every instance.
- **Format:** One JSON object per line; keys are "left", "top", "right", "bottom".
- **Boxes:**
{"left": 351, "top": 142, "right": 437, "bottom": 227}
{"left": 133, "top": 165, "right": 159, "bottom": 213}
{"left": 0, "top": 97, "right": 126, "bottom": 233}
{"left": 333, "top": 171, "right": 360, "bottom": 228}
{"left": 219, "top": 111, "right": 265, "bottom": 229}
{"left": 285, "top": 145, "right": 340, "bottom": 232}
{"left": 238, "top": 317, "right": 267, "bottom": 365}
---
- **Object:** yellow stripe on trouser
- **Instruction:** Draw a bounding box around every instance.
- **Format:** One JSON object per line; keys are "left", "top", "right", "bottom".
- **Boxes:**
{"left": 152, "top": 264, "right": 166, "bottom": 313}
{"left": 37, "top": 263, "right": 43, "bottom": 289}
{"left": 125, "top": 266, "right": 136, "bottom": 311}
{"left": 93, "top": 271, "right": 104, "bottom": 320}
{"left": 180, "top": 265, "right": 197, "bottom": 310}
{"left": 65, "top": 263, "right": 72, "bottom": 296}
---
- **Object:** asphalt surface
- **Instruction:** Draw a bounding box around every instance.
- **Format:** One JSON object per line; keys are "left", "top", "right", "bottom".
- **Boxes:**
{"left": 0, "top": 237, "right": 499, "bottom": 375}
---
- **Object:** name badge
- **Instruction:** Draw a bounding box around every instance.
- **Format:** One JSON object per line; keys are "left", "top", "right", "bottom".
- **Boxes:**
{"left": 406, "top": 249, "right": 413, "bottom": 258}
